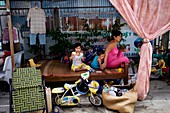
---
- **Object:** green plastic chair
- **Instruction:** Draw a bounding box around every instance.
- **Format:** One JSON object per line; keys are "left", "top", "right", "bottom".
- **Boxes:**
{"left": 9, "top": 67, "right": 48, "bottom": 113}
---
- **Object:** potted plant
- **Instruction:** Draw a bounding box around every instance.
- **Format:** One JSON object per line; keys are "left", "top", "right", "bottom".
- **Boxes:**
{"left": 47, "top": 27, "right": 73, "bottom": 59}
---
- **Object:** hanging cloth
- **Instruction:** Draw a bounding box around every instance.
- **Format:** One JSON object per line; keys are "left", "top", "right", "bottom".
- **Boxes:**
{"left": 27, "top": 7, "right": 46, "bottom": 34}
{"left": 2, "top": 27, "right": 19, "bottom": 44}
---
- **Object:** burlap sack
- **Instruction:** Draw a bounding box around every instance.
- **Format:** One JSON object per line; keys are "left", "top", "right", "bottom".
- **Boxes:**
{"left": 102, "top": 84, "right": 137, "bottom": 113}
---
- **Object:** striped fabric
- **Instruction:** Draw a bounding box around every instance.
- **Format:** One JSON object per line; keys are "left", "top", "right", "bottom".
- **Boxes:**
{"left": 27, "top": 7, "right": 46, "bottom": 34}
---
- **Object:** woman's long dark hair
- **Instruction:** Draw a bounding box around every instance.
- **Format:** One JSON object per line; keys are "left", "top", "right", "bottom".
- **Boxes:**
{"left": 107, "top": 30, "right": 123, "bottom": 42}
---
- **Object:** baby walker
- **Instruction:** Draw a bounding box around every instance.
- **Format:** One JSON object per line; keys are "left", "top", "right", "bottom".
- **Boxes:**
{"left": 52, "top": 72, "right": 102, "bottom": 112}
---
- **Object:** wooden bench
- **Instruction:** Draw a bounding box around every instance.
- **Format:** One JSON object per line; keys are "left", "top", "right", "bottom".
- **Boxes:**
{"left": 38, "top": 60, "right": 129, "bottom": 85}
{"left": 0, "top": 51, "right": 24, "bottom": 84}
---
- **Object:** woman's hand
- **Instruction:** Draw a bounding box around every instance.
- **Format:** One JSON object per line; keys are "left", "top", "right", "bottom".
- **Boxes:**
{"left": 98, "top": 58, "right": 105, "bottom": 70}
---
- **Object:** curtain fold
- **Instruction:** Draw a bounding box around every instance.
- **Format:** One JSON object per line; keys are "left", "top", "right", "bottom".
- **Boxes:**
{"left": 109, "top": 0, "right": 170, "bottom": 100}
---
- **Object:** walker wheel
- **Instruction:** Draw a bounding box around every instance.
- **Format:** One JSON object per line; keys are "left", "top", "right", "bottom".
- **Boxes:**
{"left": 53, "top": 106, "right": 60, "bottom": 113}
{"left": 88, "top": 94, "right": 103, "bottom": 107}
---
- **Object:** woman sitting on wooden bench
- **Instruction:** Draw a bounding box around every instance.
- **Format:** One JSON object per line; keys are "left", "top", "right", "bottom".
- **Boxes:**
{"left": 102, "top": 30, "right": 130, "bottom": 69}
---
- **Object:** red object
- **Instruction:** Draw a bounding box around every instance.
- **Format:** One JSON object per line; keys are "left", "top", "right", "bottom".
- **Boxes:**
{"left": 4, "top": 51, "right": 11, "bottom": 56}
{"left": 162, "top": 67, "right": 169, "bottom": 73}
{"left": 2, "top": 51, "right": 11, "bottom": 61}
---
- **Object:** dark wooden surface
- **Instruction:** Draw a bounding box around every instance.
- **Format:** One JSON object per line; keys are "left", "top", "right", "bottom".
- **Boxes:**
{"left": 38, "top": 60, "right": 129, "bottom": 84}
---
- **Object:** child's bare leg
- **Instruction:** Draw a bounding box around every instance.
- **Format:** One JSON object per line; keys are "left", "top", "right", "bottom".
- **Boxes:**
{"left": 74, "top": 68, "right": 81, "bottom": 72}
{"left": 74, "top": 68, "right": 87, "bottom": 72}
{"left": 80, "top": 68, "right": 88, "bottom": 71}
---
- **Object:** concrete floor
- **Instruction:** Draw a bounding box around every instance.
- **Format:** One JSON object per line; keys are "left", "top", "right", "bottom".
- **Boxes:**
{"left": 1, "top": 79, "right": 170, "bottom": 113}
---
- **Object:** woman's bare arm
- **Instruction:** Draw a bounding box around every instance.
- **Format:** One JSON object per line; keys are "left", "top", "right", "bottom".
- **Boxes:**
{"left": 102, "top": 44, "right": 112, "bottom": 69}
{"left": 102, "top": 42, "right": 117, "bottom": 69}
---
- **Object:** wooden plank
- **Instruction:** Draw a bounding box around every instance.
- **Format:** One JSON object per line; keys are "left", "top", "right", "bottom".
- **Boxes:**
{"left": 44, "top": 73, "right": 125, "bottom": 82}
{"left": 6, "top": 0, "right": 15, "bottom": 71}
{"left": 39, "top": 60, "right": 129, "bottom": 84}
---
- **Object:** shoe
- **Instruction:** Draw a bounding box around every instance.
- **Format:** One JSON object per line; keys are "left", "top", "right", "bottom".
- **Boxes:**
{"left": 29, "top": 59, "right": 41, "bottom": 68}
{"left": 88, "top": 68, "right": 95, "bottom": 73}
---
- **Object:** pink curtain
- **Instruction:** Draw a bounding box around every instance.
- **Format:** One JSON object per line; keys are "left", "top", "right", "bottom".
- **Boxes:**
{"left": 109, "top": 0, "right": 170, "bottom": 100}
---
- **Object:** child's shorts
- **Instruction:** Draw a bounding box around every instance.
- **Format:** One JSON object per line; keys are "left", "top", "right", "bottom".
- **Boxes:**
{"left": 71, "top": 63, "right": 91, "bottom": 71}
